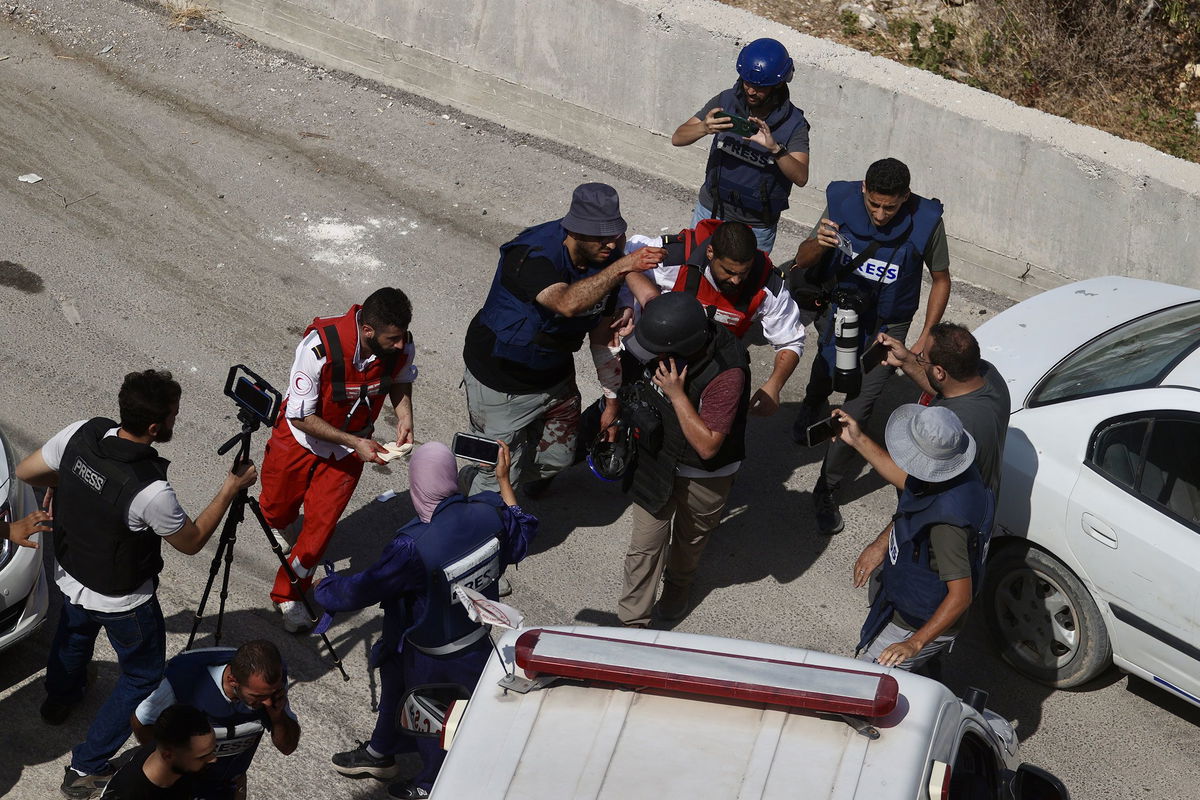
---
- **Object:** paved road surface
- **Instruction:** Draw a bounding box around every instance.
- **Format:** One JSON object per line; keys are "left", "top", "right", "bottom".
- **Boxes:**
{"left": 1, "top": 2, "right": 1197, "bottom": 798}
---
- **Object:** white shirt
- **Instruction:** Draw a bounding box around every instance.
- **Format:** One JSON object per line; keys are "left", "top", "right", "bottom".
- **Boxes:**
{"left": 284, "top": 315, "right": 418, "bottom": 460}
{"left": 623, "top": 235, "right": 807, "bottom": 356}
{"left": 43, "top": 421, "right": 187, "bottom": 612}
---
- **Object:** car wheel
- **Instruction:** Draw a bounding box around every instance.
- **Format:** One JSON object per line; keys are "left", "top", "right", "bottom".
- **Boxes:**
{"left": 984, "top": 545, "right": 1112, "bottom": 688}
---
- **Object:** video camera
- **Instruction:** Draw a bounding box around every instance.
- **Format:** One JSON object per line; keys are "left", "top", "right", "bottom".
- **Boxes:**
{"left": 223, "top": 365, "right": 282, "bottom": 429}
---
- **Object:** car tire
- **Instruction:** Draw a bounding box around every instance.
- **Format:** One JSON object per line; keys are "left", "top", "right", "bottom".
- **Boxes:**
{"left": 984, "top": 545, "right": 1112, "bottom": 688}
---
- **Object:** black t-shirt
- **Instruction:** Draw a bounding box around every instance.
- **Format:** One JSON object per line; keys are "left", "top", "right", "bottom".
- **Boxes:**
{"left": 464, "top": 246, "right": 615, "bottom": 393}
{"left": 100, "top": 746, "right": 195, "bottom": 800}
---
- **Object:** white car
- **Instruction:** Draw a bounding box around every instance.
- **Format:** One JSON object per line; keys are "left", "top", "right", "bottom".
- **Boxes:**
{"left": 402, "top": 626, "right": 1068, "bottom": 799}
{"left": 976, "top": 277, "right": 1200, "bottom": 705}
{"left": 0, "top": 426, "right": 50, "bottom": 651}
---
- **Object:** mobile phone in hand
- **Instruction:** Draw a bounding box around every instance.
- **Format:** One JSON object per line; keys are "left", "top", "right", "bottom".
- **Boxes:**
{"left": 804, "top": 416, "right": 841, "bottom": 447}
{"left": 714, "top": 110, "right": 758, "bottom": 137}
{"left": 860, "top": 340, "right": 890, "bottom": 375}
{"left": 451, "top": 432, "right": 501, "bottom": 466}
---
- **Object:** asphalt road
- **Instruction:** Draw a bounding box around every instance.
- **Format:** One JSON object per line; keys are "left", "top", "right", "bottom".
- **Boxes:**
{"left": 1, "top": 2, "right": 1198, "bottom": 799}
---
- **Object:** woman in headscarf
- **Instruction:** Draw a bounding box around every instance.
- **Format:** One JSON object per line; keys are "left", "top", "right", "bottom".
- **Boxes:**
{"left": 314, "top": 439, "right": 537, "bottom": 799}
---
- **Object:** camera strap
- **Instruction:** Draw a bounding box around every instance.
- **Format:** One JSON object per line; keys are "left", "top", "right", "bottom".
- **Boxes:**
{"left": 832, "top": 239, "right": 882, "bottom": 283}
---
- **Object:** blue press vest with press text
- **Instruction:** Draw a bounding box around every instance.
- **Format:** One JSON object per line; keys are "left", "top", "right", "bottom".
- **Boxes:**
{"left": 402, "top": 493, "right": 507, "bottom": 652}
{"left": 477, "top": 220, "right": 616, "bottom": 370}
{"left": 857, "top": 467, "right": 994, "bottom": 651}
{"left": 704, "top": 85, "right": 808, "bottom": 223}
{"left": 162, "top": 648, "right": 279, "bottom": 788}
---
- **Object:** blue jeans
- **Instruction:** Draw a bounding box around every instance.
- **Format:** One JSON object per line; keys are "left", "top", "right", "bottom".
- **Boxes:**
{"left": 45, "top": 592, "right": 167, "bottom": 774}
{"left": 691, "top": 200, "right": 777, "bottom": 255}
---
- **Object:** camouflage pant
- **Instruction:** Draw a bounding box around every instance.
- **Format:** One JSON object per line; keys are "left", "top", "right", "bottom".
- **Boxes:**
{"left": 462, "top": 368, "right": 581, "bottom": 494}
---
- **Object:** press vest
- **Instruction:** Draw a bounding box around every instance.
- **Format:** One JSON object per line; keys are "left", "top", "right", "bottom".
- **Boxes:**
{"left": 477, "top": 220, "right": 618, "bottom": 371}
{"left": 704, "top": 85, "right": 808, "bottom": 223}
{"left": 162, "top": 648, "right": 280, "bottom": 787}
{"left": 54, "top": 417, "right": 169, "bottom": 595}
{"left": 628, "top": 324, "right": 750, "bottom": 515}
{"left": 277, "top": 305, "right": 408, "bottom": 439}
{"left": 858, "top": 467, "right": 994, "bottom": 651}
{"left": 402, "top": 493, "right": 508, "bottom": 655}
{"left": 665, "top": 221, "right": 776, "bottom": 338}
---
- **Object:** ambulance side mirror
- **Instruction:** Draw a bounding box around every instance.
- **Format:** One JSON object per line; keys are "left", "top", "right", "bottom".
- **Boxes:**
{"left": 398, "top": 684, "right": 472, "bottom": 742}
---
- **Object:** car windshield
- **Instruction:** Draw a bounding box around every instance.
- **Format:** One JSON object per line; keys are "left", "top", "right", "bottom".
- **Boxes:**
{"left": 1030, "top": 300, "right": 1200, "bottom": 406}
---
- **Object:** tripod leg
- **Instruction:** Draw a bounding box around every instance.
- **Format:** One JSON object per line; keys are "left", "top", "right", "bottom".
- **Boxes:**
{"left": 187, "top": 525, "right": 230, "bottom": 650}
{"left": 245, "top": 494, "right": 351, "bottom": 682}
{"left": 186, "top": 491, "right": 246, "bottom": 651}
{"left": 213, "top": 522, "right": 237, "bottom": 648}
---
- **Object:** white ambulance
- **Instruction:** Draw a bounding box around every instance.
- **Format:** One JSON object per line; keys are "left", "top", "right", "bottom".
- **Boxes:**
{"left": 402, "top": 625, "right": 1069, "bottom": 800}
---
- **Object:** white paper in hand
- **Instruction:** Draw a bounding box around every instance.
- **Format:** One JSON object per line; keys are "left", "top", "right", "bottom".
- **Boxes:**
{"left": 378, "top": 442, "right": 413, "bottom": 464}
{"left": 453, "top": 584, "right": 524, "bottom": 630}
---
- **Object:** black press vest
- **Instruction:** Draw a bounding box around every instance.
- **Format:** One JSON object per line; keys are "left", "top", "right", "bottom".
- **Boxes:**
{"left": 54, "top": 417, "right": 170, "bottom": 595}
{"left": 628, "top": 324, "right": 750, "bottom": 515}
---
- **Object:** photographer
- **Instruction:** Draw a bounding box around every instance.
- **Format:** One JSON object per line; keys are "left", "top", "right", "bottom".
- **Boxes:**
{"left": 258, "top": 287, "right": 417, "bottom": 632}
{"left": 617, "top": 293, "right": 750, "bottom": 628}
{"left": 15, "top": 369, "right": 257, "bottom": 800}
{"left": 787, "top": 158, "right": 951, "bottom": 535}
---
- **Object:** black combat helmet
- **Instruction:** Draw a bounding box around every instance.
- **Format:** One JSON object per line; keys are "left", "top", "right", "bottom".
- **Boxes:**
{"left": 624, "top": 292, "right": 710, "bottom": 363}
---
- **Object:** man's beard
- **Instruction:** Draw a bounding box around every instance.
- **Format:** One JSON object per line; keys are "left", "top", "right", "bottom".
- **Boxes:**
{"left": 365, "top": 334, "right": 387, "bottom": 357}
{"left": 154, "top": 425, "right": 174, "bottom": 444}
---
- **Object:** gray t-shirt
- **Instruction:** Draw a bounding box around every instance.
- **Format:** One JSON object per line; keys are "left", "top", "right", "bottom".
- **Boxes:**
{"left": 935, "top": 360, "right": 1011, "bottom": 495}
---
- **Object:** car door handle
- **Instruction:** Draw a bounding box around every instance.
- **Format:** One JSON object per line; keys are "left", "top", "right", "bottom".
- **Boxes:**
{"left": 1081, "top": 513, "right": 1118, "bottom": 549}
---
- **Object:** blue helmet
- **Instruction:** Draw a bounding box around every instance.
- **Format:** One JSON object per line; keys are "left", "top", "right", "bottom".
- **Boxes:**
{"left": 736, "top": 38, "right": 793, "bottom": 86}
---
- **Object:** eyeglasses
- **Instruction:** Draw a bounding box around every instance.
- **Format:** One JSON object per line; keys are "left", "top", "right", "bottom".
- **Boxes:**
{"left": 914, "top": 352, "right": 931, "bottom": 366}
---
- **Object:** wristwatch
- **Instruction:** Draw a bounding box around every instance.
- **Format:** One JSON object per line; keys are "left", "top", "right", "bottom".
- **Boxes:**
{"left": 773, "top": 142, "right": 788, "bottom": 156}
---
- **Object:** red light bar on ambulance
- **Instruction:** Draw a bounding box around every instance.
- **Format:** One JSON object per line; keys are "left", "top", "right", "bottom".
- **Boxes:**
{"left": 515, "top": 629, "right": 898, "bottom": 718}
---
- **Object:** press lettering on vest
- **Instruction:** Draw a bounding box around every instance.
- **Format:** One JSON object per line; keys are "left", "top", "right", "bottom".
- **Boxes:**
{"left": 71, "top": 457, "right": 106, "bottom": 494}
{"left": 213, "top": 722, "right": 265, "bottom": 757}
{"left": 716, "top": 137, "right": 773, "bottom": 168}
{"left": 854, "top": 258, "right": 902, "bottom": 284}
{"left": 444, "top": 539, "right": 501, "bottom": 593}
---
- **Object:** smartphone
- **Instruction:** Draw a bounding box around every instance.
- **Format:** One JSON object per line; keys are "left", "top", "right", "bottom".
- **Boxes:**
{"left": 860, "top": 340, "right": 890, "bottom": 376}
{"left": 834, "top": 231, "right": 856, "bottom": 259}
{"left": 451, "top": 432, "right": 501, "bottom": 466}
{"left": 714, "top": 110, "right": 758, "bottom": 137}
{"left": 804, "top": 416, "right": 840, "bottom": 447}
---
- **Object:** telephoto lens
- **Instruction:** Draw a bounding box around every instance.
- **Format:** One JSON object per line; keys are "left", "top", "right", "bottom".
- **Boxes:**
{"left": 832, "top": 305, "right": 862, "bottom": 396}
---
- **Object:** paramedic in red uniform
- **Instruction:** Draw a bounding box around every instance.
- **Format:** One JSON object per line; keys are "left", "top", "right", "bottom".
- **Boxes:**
{"left": 622, "top": 219, "right": 805, "bottom": 416}
{"left": 259, "top": 287, "right": 417, "bottom": 632}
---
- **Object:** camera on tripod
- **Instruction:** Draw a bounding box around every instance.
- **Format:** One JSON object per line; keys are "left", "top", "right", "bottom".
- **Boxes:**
{"left": 223, "top": 365, "right": 282, "bottom": 430}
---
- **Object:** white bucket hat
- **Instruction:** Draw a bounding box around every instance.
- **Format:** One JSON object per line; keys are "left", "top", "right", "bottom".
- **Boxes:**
{"left": 884, "top": 404, "right": 976, "bottom": 483}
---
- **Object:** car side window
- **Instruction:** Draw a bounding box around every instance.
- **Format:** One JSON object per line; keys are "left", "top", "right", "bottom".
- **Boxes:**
{"left": 1091, "top": 419, "right": 1150, "bottom": 489}
{"left": 1141, "top": 420, "right": 1200, "bottom": 528}
{"left": 950, "top": 731, "right": 1001, "bottom": 799}
{"left": 1090, "top": 416, "right": 1200, "bottom": 530}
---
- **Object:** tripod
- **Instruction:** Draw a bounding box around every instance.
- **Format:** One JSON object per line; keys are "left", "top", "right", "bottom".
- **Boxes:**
{"left": 185, "top": 408, "right": 350, "bottom": 681}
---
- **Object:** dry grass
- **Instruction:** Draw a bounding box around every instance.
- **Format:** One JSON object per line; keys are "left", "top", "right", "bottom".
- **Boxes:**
{"left": 167, "top": 3, "right": 208, "bottom": 29}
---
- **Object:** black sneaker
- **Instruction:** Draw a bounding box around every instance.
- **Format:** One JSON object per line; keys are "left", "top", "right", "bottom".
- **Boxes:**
{"left": 388, "top": 781, "right": 431, "bottom": 799}
{"left": 813, "top": 477, "right": 844, "bottom": 535}
{"left": 40, "top": 695, "right": 75, "bottom": 726}
{"left": 656, "top": 582, "right": 690, "bottom": 621}
{"left": 61, "top": 764, "right": 115, "bottom": 800}
{"left": 791, "top": 402, "right": 825, "bottom": 445}
{"left": 331, "top": 740, "right": 400, "bottom": 780}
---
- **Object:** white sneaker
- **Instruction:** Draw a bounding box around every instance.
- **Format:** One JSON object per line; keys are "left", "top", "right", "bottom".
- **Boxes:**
{"left": 267, "top": 527, "right": 293, "bottom": 555}
{"left": 275, "top": 600, "right": 312, "bottom": 633}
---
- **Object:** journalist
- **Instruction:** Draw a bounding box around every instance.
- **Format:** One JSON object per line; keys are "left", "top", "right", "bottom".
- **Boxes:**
{"left": 787, "top": 157, "right": 952, "bottom": 535}
{"left": 16, "top": 369, "right": 257, "bottom": 799}
{"left": 616, "top": 293, "right": 750, "bottom": 628}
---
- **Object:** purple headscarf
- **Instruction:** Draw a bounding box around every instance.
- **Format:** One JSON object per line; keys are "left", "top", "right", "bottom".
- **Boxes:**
{"left": 410, "top": 442, "right": 459, "bottom": 523}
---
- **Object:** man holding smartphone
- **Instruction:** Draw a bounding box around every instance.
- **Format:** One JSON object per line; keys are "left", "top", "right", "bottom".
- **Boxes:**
{"left": 671, "top": 37, "right": 811, "bottom": 254}
{"left": 258, "top": 287, "right": 417, "bottom": 632}
{"left": 788, "top": 158, "right": 951, "bottom": 535}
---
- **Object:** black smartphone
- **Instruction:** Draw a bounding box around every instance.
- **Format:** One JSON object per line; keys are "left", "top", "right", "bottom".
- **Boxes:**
{"left": 714, "top": 110, "right": 758, "bottom": 137}
{"left": 451, "top": 432, "right": 501, "bottom": 466}
{"left": 804, "top": 416, "right": 840, "bottom": 447}
{"left": 860, "top": 340, "right": 890, "bottom": 376}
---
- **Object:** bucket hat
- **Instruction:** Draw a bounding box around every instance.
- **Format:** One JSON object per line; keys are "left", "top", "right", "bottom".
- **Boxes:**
{"left": 561, "top": 182, "right": 627, "bottom": 238}
{"left": 884, "top": 404, "right": 976, "bottom": 483}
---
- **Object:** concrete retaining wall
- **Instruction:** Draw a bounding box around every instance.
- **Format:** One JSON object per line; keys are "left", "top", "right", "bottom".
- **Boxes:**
{"left": 196, "top": 0, "right": 1200, "bottom": 299}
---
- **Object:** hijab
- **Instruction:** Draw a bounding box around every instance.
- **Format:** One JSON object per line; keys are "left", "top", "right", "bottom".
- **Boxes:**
{"left": 409, "top": 442, "right": 459, "bottom": 523}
